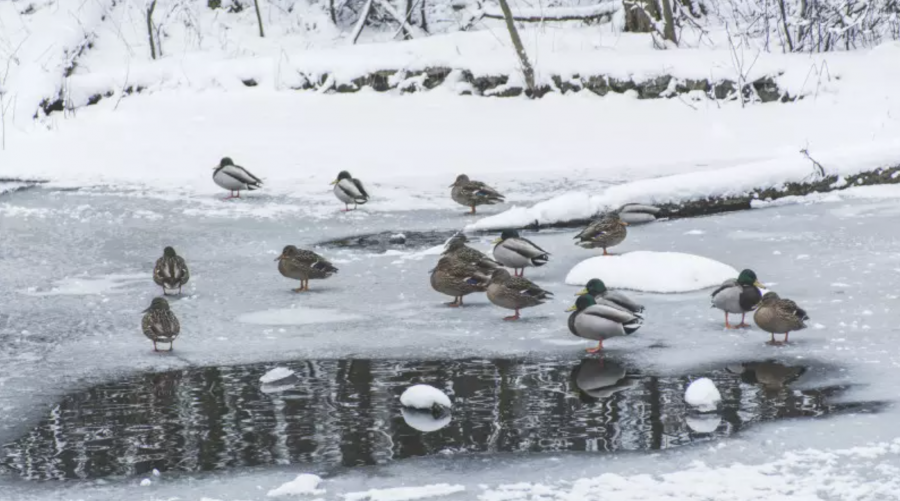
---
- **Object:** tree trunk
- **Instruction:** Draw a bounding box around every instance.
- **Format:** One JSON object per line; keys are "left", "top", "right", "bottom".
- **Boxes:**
{"left": 252, "top": 0, "right": 265, "bottom": 37}
{"left": 496, "top": 0, "right": 536, "bottom": 96}
{"left": 350, "top": 0, "right": 375, "bottom": 44}
{"left": 420, "top": 0, "right": 428, "bottom": 32}
{"left": 329, "top": 0, "right": 336, "bottom": 24}
{"left": 777, "top": 0, "right": 794, "bottom": 51}
{"left": 660, "top": 0, "right": 676, "bottom": 43}
{"left": 146, "top": 0, "right": 157, "bottom": 60}
{"left": 623, "top": 0, "right": 660, "bottom": 33}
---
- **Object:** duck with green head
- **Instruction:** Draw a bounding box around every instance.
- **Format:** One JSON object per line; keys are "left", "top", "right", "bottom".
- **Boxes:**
{"left": 566, "top": 294, "right": 642, "bottom": 353}
{"left": 491, "top": 229, "right": 549, "bottom": 277}
{"left": 576, "top": 278, "right": 644, "bottom": 317}
{"left": 330, "top": 170, "right": 369, "bottom": 211}
{"left": 710, "top": 269, "right": 764, "bottom": 329}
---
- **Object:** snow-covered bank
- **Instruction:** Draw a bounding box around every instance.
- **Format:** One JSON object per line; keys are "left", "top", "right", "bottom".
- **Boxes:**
{"left": 467, "top": 139, "right": 900, "bottom": 231}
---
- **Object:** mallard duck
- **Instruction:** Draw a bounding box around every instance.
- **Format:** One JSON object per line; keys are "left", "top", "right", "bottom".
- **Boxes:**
{"left": 491, "top": 229, "right": 549, "bottom": 277}
{"left": 726, "top": 361, "right": 807, "bottom": 389}
{"left": 430, "top": 256, "right": 490, "bottom": 307}
{"left": 576, "top": 278, "right": 644, "bottom": 317}
{"left": 572, "top": 359, "right": 640, "bottom": 399}
{"left": 753, "top": 292, "right": 809, "bottom": 344}
{"left": 153, "top": 246, "right": 190, "bottom": 295}
{"left": 616, "top": 203, "right": 661, "bottom": 225}
{"left": 710, "top": 269, "right": 763, "bottom": 329}
{"left": 275, "top": 245, "right": 338, "bottom": 292}
{"left": 212, "top": 157, "right": 263, "bottom": 199}
{"left": 443, "top": 234, "right": 501, "bottom": 274}
{"left": 450, "top": 174, "right": 505, "bottom": 214}
{"left": 331, "top": 170, "right": 369, "bottom": 211}
{"left": 486, "top": 268, "right": 553, "bottom": 320}
{"left": 566, "top": 294, "right": 642, "bottom": 353}
{"left": 141, "top": 297, "right": 180, "bottom": 352}
{"left": 574, "top": 212, "right": 628, "bottom": 255}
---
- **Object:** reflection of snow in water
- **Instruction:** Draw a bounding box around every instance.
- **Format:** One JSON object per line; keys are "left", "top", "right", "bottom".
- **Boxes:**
{"left": 401, "top": 407, "right": 452, "bottom": 433}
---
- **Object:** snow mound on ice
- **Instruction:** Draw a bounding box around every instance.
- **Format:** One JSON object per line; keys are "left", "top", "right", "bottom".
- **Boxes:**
{"left": 260, "top": 367, "right": 296, "bottom": 384}
{"left": 20, "top": 273, "right": 148, "bottom": 296}
{"left": 685, "top": 378, "right": 722, "bottom": 412}
{"left": 564, "top": 251, "right": 737, "bottom": 293}
{"left": 401, "top": 407, "right": 452, "bottom": 433}
{"left": 345, "top": 483, "right": 465, "bottom": 501}
{"left": 238, "top": 307, "right": 363, "bottom": 325}
{"left": 400, "top": 385, "right": 452, "bottom": 410}
{"left": 267, "top": 473, "right": 325, "bottom": 497}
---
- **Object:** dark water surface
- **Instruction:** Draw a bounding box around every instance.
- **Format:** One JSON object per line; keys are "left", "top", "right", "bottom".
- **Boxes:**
{"left": 1, "top": 357, "right": 881, "bottom": 481}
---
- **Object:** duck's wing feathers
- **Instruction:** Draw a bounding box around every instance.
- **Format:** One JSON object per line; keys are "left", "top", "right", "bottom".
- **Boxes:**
{"left": 222, "top": 165, "right": 263, "bottom": 186}
{"left": 583, "top": 304, "right": 638, "bottom": 324}
{"left": 504, "top": 237, "right": 549, "bottom": 259}
{"left": 175, "top": 256, "right": 190, "bottom": 284}
{"left": 778, "top": 299, "right": 809, "bottom": 322}
{"left": 603, "top": 291, "right": 644, "bottom": 313}
{"left": 289, "top": 249, "right": 339, "bottom": 272}
{"left": 463, "top": 181, "right": 505, "bottom": 201}
{"left": 574, "top": 218, "right": 615, "bottom": 240}
{"left": 507, "top": 276, "right": 553, "bottom": 299}
{"left": 143, "top": 310, "right": 181, "bottom": 338}
{"left": 337, "top": 178, "right": 368, "bottom": 202}
{"left": 352, "top": 178, "right": 369, "bottom": 200}
{"left": 710, "top": 278, "right": 738, "bottom": 298}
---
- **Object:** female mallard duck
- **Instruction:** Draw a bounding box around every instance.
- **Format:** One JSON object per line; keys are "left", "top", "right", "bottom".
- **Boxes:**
{"left": 726, "top": 361, "right": 807, "bottom": 389}
{"left": 753, "top": 292, "right": 809, "bottom": 344}
{"left": 450, "top": 174, "right": 505, "bottom": 214}
{"left": 275, "top": 245, "right": 338, "bottom": 292}
{"left": 486, "top": 268, "right": 553, "bottom": 321}
{"left": 443, "top": 234, "right": 501, "bottom": 274}
{"left": 566, "top": 294, "right": 642, "bottom": 353}
{"left": 153, "top": 246, "right": 190, "bottom": 295}
{"left": 141, "top": 297, "right": 180, "bottom": 352}
{"left": 492, "top": 229, "right": 549, "bottom": 277}
{"left": 574, "top": 212, "right": 628, "bottom": 255}
{"left": 430, "top": 255, "right": 490, "bottom": 307}
{"left": 331, "top": 170, "right": 369, "bottom": 211}
{"left": 710, "top": 269, "right": 763, "bottom": 329}
{"left": 576, "top": 278, "right": 644, "bottom": 317}
{"left": 213, "top": 157, "right": 263, "bottom": 199}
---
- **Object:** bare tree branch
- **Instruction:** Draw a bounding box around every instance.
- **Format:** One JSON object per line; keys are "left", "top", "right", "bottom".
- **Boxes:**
{"left": 496, "top": 0, "right": 536, "bottom": 95}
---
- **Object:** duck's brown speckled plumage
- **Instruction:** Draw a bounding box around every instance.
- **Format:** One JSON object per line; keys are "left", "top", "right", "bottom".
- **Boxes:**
{"left": 430, "top": 255, "right": 490, "bottom": 306}
{"left": 754, "top": 292, "right": 809, "bottom": 344}
{"left": 574, "top": 212, "right": 628, "bottom": 254}
{"left": 276, "top": 245, "right": 338, "bottom": 292}
{"left": 486, "top": 268, "right": 552, "bottom": 320}
{"left": 141, "top": 297, "right": 181, "bottom": 352}
{"left": 443, "top": 235, "right": 501, "bottom": 274}
{"left": 153, "top": 246, "right": 190, "bottom": 295}
{"left": 450, "top": 174, "right": 505, "bottom": 214}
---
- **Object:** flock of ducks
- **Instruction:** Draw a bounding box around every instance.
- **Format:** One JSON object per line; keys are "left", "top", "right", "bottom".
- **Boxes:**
{"left": 139, "top": 163, "right": 810, "bottom": 352}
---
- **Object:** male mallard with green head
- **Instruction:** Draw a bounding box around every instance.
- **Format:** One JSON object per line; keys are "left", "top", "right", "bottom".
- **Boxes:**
{"left": 574, "top": 212, "right": 628, "bottom": 255}
{"left": 576, "top": 278, "right": 644, "bottom": 317}
{"left": 492, "top": 229, "right": 549, "bottom": 277}
{"left": 566, "top": 294, "right": 642, "bottom": 353}
{"left": 141, "top": 297, "right": 181, "bottom": 352}
{"left": 212, "top": 157, "right": 263, "bottom": 199}
{"left": 450, "top": 174, "right": 505, "bottom": 214}
{"left": 753, "top": 292, "right": 809, "bottom": 345}
{"left": 430, "top": 255, "right": 491, "bottom": 307}
{"left": 710, "top": 268, "right": 763, "bottom": 329}
{"left": 330, "top": 170, "right": 369, "bottom": 211}
{"left": 153, "top": 246, "right": 190, "bottom": 295}
{"left": 486, "top": 268, "right": 553, "bottom": 321}
{"left": 275, "top": 245, "right": 338, "bottom": 292}
{"left": 443, "top": 234, "right": 501, "bottom": 274}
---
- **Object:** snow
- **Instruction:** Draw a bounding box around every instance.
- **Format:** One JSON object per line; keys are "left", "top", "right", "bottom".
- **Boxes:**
{"left": 401, "top": 407, "right": 452, "bottom": 433}
{"left": 684, "top": 378, "right": 722, "bottom": 413}
{"left": 19, "top": 273, "right": 148, "bottom": 296}
{"left": 259, "top": 367, "right": 296, "bottom": 384}
{"left": 685, "top": 415, "right": 722, "bottom": 434}
{"left": 344, "top": 484, "right": 465, "bottom": 501}
{"left": 139, "top": 478, "right": 151, "bottom": 487}
{"left": 400, "top": 385, "right": 452, "bottom": 410}
{"left": 267, "top": 474, "right": 325, "bottom": 497}
{"left": 564, "top": 251, "right": 738, "bottom": 293}
{"left": 238, "top": 308, "right": 364, "bottom": 326}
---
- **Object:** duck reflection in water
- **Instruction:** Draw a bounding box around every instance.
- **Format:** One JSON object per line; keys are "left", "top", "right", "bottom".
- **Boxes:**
{"left": 726, "top": 360, "right": 807, "bottom": 391}
{"left": 572, "top": 358, "right": 641, "bottom": 400}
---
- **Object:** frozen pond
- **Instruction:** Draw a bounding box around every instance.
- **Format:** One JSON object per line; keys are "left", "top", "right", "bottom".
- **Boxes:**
{"left": 1, "top": 186, "right": 900, "bottom": 499}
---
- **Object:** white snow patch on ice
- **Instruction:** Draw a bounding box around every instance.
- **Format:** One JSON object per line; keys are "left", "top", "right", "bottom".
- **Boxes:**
{"left": 267, "top": 473, "right": 325, "bottom": 497}
{"left": 139, "top": 478, "right": 152, "bottom": 487}
{"left": 344, "top": 484, "right": 465, "bottom": 501}
{"left": 260, "top": 367, "right": 296, "bottom": 384}
{"left": 683, "top": 229, "right": 705, "bottom": 235}
{"left": 20, "top": 273, "right": 149, "bottom": 296}
{"left": 400, "top": 385, "right": 452, "bottom": 410}
{"left": 564, "top": 251, "right": 737, "bottom": 293}
{"left": 684, "top": 378, "right": 722, "bottom": 412}
{"left": 237, "top": 307, "right": 364, "bottom": 325}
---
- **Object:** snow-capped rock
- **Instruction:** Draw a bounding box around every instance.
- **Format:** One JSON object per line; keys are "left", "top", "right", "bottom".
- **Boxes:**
{"left": 400, "top": 384, "right": 452, "bottom": 411}
{"left": 401, "top": 407, "right": 452, "bottom": 433}
{"left": 684, "top": 378, "right": 722, "bottom": 412}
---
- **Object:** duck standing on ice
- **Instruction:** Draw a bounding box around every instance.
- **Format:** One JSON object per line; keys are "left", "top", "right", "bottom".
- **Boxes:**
{"left": 710, "top": 268, "right": 763, "bottom": 329}
{"left": 331, "top": 170, "right": 369, "bottom": 211}
{"left": 213, "top": 157, "right": 263, "bottom": 199}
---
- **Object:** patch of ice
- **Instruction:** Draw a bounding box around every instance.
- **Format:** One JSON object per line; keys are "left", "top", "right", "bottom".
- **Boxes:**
{"left": 19, "top": 273, "right": 149, "bottom": 296}
{"left": 685, "top": 378, "right": 721, "bottom": 412}
{"left": 683, "top": 230, "right": 705, "bottom": 235}
{"left": 344, "top": 484, "right": 465, "bottom": 501}
{"left": 267, "top": 473, "right": 325, "bottom": 497}
{"left": 401, "top": 407, "right": 452, "bottom": 433}
{"left": 564, "top": 251, "right": 738, "bottom": 293}
{"left": 260, "top": 367, "right": 296, "bottom": 384}
{"left": 237, "top": 307, "right": 364, "bottom": 325}
{"left": 400, "top": 384, "right": 452, "bottom": 410}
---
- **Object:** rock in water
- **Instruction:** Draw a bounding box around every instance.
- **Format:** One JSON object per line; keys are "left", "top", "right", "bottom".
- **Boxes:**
{"left": 684, "top": 377, "right": 721, "bottom": 412}
{"left": 400, "top": 384, "right": 452, "bottom": 416}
